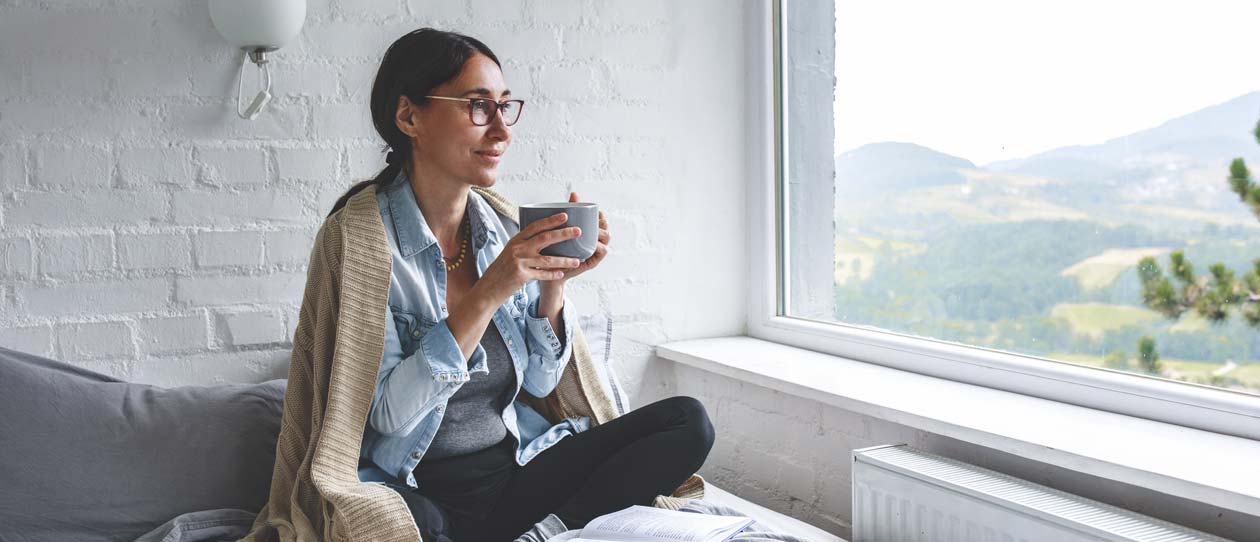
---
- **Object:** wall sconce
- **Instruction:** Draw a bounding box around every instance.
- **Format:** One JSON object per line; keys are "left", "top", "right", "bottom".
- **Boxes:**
{"left": 209, "top": 0, "right": 307, "bottom": 120}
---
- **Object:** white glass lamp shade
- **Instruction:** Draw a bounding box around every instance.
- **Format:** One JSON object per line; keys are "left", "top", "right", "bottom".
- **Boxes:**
{"left": 209, "top": 0, "right": 306, "bottom": 51}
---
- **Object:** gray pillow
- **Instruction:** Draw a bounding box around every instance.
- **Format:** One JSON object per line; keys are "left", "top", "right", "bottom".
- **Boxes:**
{"left": 0, "top": 346, "right": 285, "bottom": 542}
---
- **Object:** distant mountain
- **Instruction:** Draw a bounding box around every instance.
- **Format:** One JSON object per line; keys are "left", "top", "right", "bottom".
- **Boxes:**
{"left": 834, "top": 91, "right": 1260, "bottom": 230}
{"left": 835, "top": 142, "right": 975, "bottom": 195}
{"left": 987, "top": 91, "right": 1260, "bottom": 178}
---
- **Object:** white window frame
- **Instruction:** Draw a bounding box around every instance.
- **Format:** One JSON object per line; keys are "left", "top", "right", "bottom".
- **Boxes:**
{"left": 745, "top": 0, "right": 1260, "bottom": 441}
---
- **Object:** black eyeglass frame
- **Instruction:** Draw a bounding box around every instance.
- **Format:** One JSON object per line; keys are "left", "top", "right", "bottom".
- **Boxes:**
{"left": 423, "top": 95, "right": 525, "bottom": 126}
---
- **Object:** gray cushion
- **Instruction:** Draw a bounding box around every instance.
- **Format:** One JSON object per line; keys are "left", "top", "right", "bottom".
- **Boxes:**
{"left": 0, "top": 346, "right": 285, "bottom": 542}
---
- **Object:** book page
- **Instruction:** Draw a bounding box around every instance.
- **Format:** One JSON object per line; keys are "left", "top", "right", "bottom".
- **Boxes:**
{"left": 579, "top": 505, "right": 749, "bottom": 542}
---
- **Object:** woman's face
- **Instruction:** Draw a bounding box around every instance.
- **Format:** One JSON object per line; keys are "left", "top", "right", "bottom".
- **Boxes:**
{"left": 405, "top": 53, "right": 513, "bottom": 188}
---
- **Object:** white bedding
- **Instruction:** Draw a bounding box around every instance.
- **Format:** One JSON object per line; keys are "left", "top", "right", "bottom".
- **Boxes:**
{"left": 546, "top": 484, "right": 845, "bottom": 542}
{"left": 702, "top": 485, "right": 844, "bottom": 541}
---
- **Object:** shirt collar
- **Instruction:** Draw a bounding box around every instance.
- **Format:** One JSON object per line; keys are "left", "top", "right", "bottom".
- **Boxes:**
{"left": 385, "top": 168, "right": 499, "bottom": 259}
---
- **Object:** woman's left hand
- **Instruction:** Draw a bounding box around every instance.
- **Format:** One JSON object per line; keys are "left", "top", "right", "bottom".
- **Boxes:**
{"left": 548, "top": 191, "right": 608, "bottom": 282}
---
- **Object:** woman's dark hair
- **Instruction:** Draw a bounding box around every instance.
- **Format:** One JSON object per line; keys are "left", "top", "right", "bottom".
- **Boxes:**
{"left": 327, "top": 28, "right": 500, "bottom": 217}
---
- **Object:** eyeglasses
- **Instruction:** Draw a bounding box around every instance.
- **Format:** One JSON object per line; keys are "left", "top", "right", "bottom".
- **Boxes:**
{"left": 424, "top": 96, "right": 525, "bottom": 126}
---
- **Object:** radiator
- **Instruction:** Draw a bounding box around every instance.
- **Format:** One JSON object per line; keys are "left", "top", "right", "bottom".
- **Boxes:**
{"left": 851, "top": 444, "right": 1232, "bottom": 542}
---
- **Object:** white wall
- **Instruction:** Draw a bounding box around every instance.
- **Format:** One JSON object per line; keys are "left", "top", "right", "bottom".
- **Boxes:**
{"left": 0, "top": 0, "right": 746, "bottom": 394}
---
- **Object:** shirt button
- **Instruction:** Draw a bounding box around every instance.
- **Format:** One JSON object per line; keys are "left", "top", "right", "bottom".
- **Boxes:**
{"left": 411, "top": 329, "right": 421, "bottom": 338}
{"left": 411, "top": 451, "right": 422, "bottom": 460}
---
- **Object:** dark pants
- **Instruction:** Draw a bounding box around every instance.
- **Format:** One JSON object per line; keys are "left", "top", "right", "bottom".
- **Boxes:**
{"left": 384, "top": 395, "right": 716, "bottom": 541}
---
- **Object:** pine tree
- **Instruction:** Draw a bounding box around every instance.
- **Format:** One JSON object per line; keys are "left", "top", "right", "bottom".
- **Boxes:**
{"left": 1136, "top": 119, "right": 1260, "bottom": 327}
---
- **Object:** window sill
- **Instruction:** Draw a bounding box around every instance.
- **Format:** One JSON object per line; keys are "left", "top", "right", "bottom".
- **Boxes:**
{"left": 656, "top": 336, "right": 1260, "bottom": 518}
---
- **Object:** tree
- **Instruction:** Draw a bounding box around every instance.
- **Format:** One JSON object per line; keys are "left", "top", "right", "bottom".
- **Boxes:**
{"left": 1137, "top": 336, "right": 1162, "bottom": 375}
{"left": 1137, "top": 121, "right": 1260, "bottom": 327}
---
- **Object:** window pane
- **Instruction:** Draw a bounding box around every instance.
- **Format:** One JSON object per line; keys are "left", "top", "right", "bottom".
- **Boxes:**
{"left": 785, "top": 0, "right": 1260, "bottom": 395}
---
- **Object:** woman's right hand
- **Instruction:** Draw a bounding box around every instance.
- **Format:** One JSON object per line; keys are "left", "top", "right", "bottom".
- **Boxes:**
{"left": 477, "top": 212, "right": 583, "bottom": 301}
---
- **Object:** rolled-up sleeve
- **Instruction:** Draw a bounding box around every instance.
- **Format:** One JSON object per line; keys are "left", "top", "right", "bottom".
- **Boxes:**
{"left": 420, "top": 318, "right": 485, "bottom": 383}
{"left": 369, "top": 304, "right": 484, "bottom": 437}
{"left": 521, "top": 285, "right": 576, "bottom": 398}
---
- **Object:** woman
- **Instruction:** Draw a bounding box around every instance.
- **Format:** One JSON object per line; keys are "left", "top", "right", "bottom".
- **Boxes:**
{"left": 325, "top": 28, "right": 716, "bottom": 541}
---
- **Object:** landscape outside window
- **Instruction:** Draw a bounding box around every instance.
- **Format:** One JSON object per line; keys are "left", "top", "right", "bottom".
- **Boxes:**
{"left": 797, "top": 0, "right": 1260, "bottom": 395}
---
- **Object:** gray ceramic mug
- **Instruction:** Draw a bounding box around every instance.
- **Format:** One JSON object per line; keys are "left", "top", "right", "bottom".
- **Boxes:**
{"left": 519, "top": 202, "right": 599, "bottom": 260}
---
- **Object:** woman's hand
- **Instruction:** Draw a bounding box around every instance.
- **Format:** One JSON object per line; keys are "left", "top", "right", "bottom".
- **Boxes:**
{"left": 548, "top": 191, "right": 609, "bottom": 282}
{"left": 476, "top": 208, "right": 584, "bottom": 302}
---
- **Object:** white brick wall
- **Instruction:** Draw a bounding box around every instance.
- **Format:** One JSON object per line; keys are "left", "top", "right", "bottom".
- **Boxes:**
{"left": 0, "top": 0, "right": 936, "bottom": 535}
{"left": 216, "top": 309, "right": 287, "bottom": 347}
{"left": 0, "top": 0, "right": 747, "bottom": 391}
{"left": 37, "top": 233, "right": 113, "bottom": 276}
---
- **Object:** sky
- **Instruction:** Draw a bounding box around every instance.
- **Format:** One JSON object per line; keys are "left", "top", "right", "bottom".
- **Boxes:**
{"left": 833, "top": 0, "right": 1260, "bottom": 166}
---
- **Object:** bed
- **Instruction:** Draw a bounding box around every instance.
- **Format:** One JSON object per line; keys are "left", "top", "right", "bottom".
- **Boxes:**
{"left": 0, "top": 334, "right": 842, "bottom": 542}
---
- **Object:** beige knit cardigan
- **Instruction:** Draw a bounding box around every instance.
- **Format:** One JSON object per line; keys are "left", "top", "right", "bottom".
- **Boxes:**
{"left": 240, "top": 184, "right": 705, "bottom": 542}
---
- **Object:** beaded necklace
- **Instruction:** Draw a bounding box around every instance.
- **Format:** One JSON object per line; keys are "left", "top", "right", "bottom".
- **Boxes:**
{"left": 442, "top": 213, "right": 470, "bottom": 272}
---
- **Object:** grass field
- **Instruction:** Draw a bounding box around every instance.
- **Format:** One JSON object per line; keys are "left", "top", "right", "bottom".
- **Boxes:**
{"left": 1060, "top": 247, "right": 1170, "bottom": 291}
{"left": 1049, "top": 303, "right": 1164, "bottom": 338}
{"left": 1168, "top": 313, "right": 1210, "bottom": 333}
{"left": 1125, "top": 204, "right": 1260, "bottom": 229}
{"left": 961, "top": 168, "right": 1051, "bottom": 188}
{"left": 833, "top": 236, "right": 924, "bottom": 285}
{"left": 892, "top": 186, "right": 1089, "bottom": 224}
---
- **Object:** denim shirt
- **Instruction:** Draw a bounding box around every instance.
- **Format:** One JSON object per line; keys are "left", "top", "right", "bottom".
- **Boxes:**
{"left": 358, "top": 170, "right": 589, "bottom": 488}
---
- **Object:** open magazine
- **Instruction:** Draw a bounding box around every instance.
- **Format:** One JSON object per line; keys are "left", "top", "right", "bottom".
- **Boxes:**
{"left": 568, "top": 505, "right": 754, "bottom": 542}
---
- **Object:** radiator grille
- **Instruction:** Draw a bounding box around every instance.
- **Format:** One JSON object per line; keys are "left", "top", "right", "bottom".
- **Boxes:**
{"left": 852, "top": 445, "right": 1232, "bottom": 542}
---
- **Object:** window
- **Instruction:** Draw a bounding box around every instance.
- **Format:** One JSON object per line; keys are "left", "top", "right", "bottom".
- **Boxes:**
{"left": 753, "top": 0, "right": 1260, "bottom": 438}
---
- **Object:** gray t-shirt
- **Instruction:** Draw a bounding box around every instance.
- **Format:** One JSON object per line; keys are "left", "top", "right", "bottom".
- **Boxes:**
{"left": 421, "top": 321, "right": 517, "bottom": 461}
